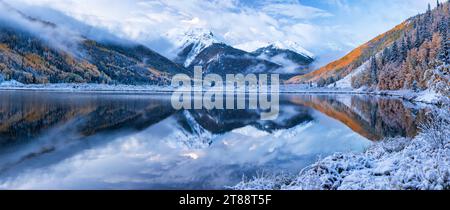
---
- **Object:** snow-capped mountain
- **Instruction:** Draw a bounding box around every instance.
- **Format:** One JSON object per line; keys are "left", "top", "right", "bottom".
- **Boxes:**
{"left": 266, "top": 41, "right": 314, "bottom": 58}
{"left": 172, "top": 28, "right": 221, "bottom": 67}
{"left": 186, "top": 43, "right": 282, "bottom": 75}
{"left": 170, "top": 28, "right": 315, "bottom": 77}
{"left": 252, "top": 41, "right": 314, "bottom": 74}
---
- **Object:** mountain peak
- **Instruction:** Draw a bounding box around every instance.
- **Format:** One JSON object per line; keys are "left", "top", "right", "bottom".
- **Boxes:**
{"left": 183, "top": 28, "right": 216, "bottom": 42}
{"left": 266, "top": 41, "right": 314, "bottom": 58}
{"left": 171, "top": 28, "right": 221, "bottom": 67}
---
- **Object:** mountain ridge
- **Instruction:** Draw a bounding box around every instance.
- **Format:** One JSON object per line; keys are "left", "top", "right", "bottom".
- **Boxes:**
{"left": 172, "top": 28, "right": 315, "bottom": 78}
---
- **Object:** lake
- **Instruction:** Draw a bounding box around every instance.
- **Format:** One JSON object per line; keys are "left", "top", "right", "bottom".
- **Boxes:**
{"left": 0, "top": 90, "right": 433, "bottom": 189}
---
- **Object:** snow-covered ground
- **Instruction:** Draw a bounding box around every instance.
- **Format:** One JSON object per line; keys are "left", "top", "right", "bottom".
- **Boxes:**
{"left": 0, "top": 80, "right": 446, "bottom": 105}
{"left": 0, "top": 81, "right": 175, "bottom": 93}
{"left": 328, "top": 61, "right": 369, "bottom": 89}
{"left": 282, "top": 84, "right": 447, "bottom": 105}
{"left": 233, "top": 107, "right": 450, "bottom": 190}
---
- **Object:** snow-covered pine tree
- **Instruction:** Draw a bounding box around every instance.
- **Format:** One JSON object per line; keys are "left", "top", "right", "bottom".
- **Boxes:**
{"left": 390, "top": 41, "right": 399, "bottom": 61}
{"left": 438, "top": 17, "right": 449, "bottom": 64}
{"left": 382, "top": 47, "right": 390, "bottom": 65}
{"left": 399, "top": 39, "right": 408, "bottom": 61}
{"left": 406, "top": 35, "right": 412, "bottom": 50}
{"left": 370, "top": 56, "right": 378, "bottom": 85}
{"left": 439, "top": 33, "right": 450, "bottom": 65}
{"left": 415, "top": 26, "right": 422, "bottom": 48}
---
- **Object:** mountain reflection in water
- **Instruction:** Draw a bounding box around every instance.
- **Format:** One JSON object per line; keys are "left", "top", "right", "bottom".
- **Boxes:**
{"left": 0, "top": 91, "right": 433, "bottom": 189}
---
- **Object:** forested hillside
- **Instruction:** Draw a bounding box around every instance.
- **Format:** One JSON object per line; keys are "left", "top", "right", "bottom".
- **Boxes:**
{"left": 0, "top": 2, "right": 187, "bottom": 85}
{"left": 352, "top": 1, "right": 449, "bottom": 95}
{"left": 289, "top": 2, "right": 449, "bottom": 97}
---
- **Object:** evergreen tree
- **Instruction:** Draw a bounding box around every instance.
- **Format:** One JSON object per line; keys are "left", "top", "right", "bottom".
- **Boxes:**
{"left": 406, "top": 35, "right": 412, "bottom": 50}
{"left": 382, "top": 47, "right": 390, "bottom": 65}
{"left": 390, "top": 41, "right": 399, "bottom": 61}
{"left": 422, "top": 19, "right": 432, "bottom": 40}
{"left": 438, "top": 18, "right": 447, "bottom": 34}
{"left": 415, "top": 27, "right": 422, "bottom": 48}
{"left": 370, "top": 56, "right": 378, "bottom": 85}
{"left": 439, "top": 31, "right": 450, "bottom": 64}
{"left": 438, "top": 17, "right": 450, "bottom": 64}
{"left": 399, "top": 39, "right": 408, "bottom": 61}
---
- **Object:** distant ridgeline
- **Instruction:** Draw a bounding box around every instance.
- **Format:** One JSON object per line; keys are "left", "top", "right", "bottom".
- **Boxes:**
{"left": 288, "top": 2, "right": 449, "bottom": 96}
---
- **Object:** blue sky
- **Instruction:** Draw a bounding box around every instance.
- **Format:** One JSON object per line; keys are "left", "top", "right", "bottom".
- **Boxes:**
{"left": 6, "top": 0, "right": 438, "bottom": 66}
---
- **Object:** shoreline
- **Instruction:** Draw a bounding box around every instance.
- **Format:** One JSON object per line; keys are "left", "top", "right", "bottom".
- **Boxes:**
{"left": 0, "top": 83, "right": 445, "bottom": 105}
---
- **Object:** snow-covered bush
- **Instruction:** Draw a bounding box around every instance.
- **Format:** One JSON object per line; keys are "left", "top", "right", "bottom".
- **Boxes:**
{"left": 232, "top": 171, "right": 294, "bottom": 190}
{"left": 234, "top": 106, "right": 450, "bottom": 190}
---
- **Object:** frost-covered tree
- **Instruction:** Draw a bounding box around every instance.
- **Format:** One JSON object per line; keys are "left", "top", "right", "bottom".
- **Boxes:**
{"left": 390, "top": 42, "right": 399, "bottom": 61}
{"left": 317, "top": 78, "right": 326, "bottom": 87}
{"left": 382, "top": 47, "right": 390, "bottom": 65}
{"left": 399, "top": 39, "right": 408, "bottom": 61}
{"left": 438, "top": 18, "right": 450, "bottom": 64}
{"left": 415, "top": 26, "right": 423, "bottom": 48}
{"left": 370, "top": 56, "right": 378, "bottom": 85}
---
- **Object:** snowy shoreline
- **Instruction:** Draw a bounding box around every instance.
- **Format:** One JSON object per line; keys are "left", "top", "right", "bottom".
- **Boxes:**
{"left": 0, "top": 82, "right": 446, "bottom": 105}
{"left": 233, "top": 107, "right": 450, "bottom": 190}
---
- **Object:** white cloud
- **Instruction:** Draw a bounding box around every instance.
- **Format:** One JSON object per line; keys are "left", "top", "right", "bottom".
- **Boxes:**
{"left": 261, "top": 2, "right": 332, "bottom": 20}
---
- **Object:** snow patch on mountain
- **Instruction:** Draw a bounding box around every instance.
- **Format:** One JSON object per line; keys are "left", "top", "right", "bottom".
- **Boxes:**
{"left": 234, "top": 41, "right": 269, "bottom": 52}
{"left": 329, "top": 61, "right": 369, "bottom": 89}
{"left": 235, "top": 40, "right": 314, "bottom": 59}
{"left": 268, "top": 41, "right": 314, "bottom": 59}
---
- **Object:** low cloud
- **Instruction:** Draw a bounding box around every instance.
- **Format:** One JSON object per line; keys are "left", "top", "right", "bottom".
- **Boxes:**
{"left": 0, "top": 1, "right": 84, "bottom": 56}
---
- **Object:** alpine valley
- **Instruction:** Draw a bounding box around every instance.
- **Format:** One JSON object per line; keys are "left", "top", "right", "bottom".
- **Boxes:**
{"left": 0, "top": 0, "right": 449, "bottom": 191}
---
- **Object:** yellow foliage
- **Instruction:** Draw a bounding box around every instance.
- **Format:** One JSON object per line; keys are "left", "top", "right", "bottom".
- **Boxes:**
{"left": 24, "top": 53, "right": 46, "bottom": 69}
{"left": 288, "top": 21, "right": 410, "bottom": 84}
{"left": 0, "top": 44, "right": 10, "bottom": 52}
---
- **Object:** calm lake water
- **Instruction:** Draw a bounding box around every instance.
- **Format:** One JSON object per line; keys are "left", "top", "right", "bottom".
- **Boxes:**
{"left": 0, "top": 90, "right": 433, "bottom": 189}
